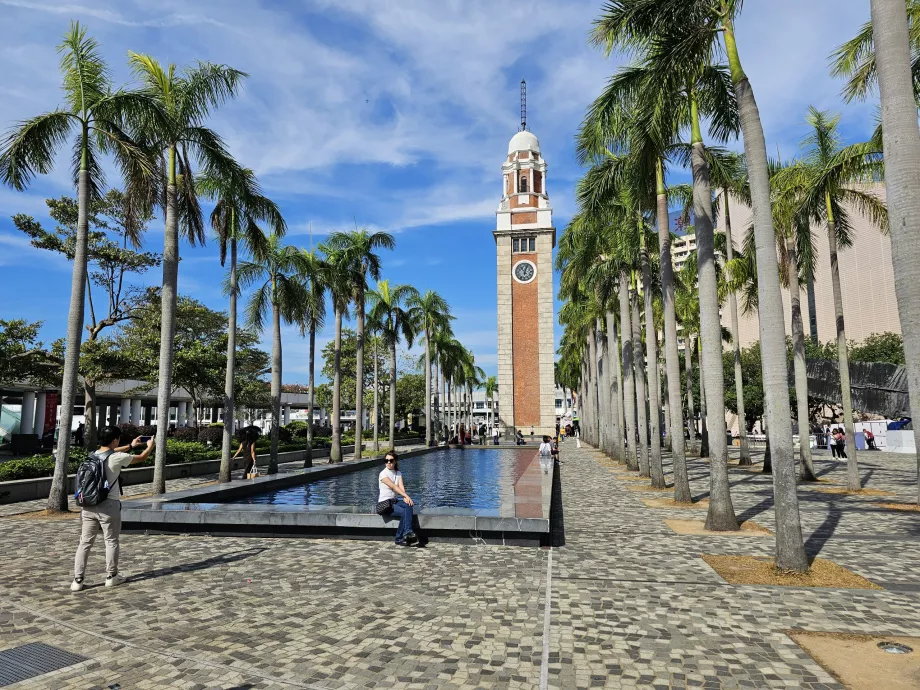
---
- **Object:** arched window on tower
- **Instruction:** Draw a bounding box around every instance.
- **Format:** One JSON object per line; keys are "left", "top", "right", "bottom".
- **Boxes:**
{"left": 519, "top": 175, "right": 528, "bottom": 193}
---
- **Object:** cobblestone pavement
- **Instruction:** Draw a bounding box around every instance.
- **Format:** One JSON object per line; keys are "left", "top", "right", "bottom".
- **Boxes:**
{"left": 1, "top": 442, "right": 919, "bottom": 688}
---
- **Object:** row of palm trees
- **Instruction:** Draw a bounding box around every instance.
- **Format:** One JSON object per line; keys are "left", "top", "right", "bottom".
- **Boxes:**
{"left": 558, "top": 0, "right": 920, "bottom": 573}
{"left": 0, "top": 23, "right": 482, "bottom": 511}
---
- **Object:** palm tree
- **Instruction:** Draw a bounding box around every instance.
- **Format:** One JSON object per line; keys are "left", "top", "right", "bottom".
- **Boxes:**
{"left": 797, "top": 107, "right": 887, "bottom": 491}
{"left": 408, "top": 290, "right": 454, "bottom": 446}
{"left": 321, "top": 229, "right": 394, "bottom": 459}
{"left": 129, "top": 52, "right": 245, "bottom": 494}
{"left": 768, "top": 159, "right": 820, "bottom": 482}
{"left": 368, "top": 280, "right": 418, "bottom": 450}
{"left": 366, "top": 317, "right": 383, "bottom": 453}
{"left": 709, "top": 154, "right": 754, "bottom": 466}
{"left": 237, "top": 233, "right": 309, "bottom": 473}
{"left": 870, "top": 0, "right": 920, "bottom": 504}
{"left": 484, "top": 375, "right": 498, "bottom": 436}
{"left": 296, "top": 249, "right": 327, "bottom": 468}
{"left": 593, "top": 0, "right": 806, "bottom": 565}
{"left": 0, "top": 23, "right": 158, "bottom": 512}
{"left": 320, "top": 247, "right": 352, "bottom": 463}
{"left": 832, "top": 1, "right": 920, "bottom": 102}
{"left": 197, "top": 167, "right": 284, "bottom": 483}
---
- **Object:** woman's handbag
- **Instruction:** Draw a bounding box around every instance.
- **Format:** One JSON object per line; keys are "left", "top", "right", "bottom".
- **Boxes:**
{"left": 246, "top": 463, "right": 260, "bottom": 479}
{"left": 375, "top": 498, "right": 396, "bottom": 515}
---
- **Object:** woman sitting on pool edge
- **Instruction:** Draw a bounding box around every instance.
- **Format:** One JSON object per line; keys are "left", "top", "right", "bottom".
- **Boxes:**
{"left": 376, "top": 452, "right": 419, "bottom": 546}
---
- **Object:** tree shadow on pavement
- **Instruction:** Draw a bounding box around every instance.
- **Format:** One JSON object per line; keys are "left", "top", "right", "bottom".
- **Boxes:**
{"left": 127, "top": 547, "right": 268, "bottom": 584}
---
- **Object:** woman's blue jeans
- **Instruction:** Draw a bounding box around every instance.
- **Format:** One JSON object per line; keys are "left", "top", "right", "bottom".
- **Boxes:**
{"left": 390, "top": 498, "right": 415, "bottom": 542}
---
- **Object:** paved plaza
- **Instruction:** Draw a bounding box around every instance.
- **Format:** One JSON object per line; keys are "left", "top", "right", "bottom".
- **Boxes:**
{"left": 2, "top": 443, "right": 919, "bottom": 688}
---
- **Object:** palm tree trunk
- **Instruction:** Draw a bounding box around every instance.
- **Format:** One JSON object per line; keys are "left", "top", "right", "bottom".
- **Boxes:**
{"left": 619, "top": 274, "right": 638, "bottom": 470}
{"left": 373, "top": 338, "right": 379, "bottom": 453}
{"left": 441, "top": 369, "right": 447, "bottom": 442}
{"left": 330, "top": 306, "right": 343, "bottom": 463}
{"left": 305, "top": 323, "right": 315, "bottom": 468}
{"left": 642, "top": 237, "right": 665, "bottom": 488}
{"left": 219, "top": 234, "right": 237, "bottom": 483}
{"left": 587, "top": 330, "right": 599, "bottom": 446}
{"left": 389, "top": 340, "right": 397, "bottom": 451}
{"left": 698, "top": 339, "right": 709, "bottom": 459}
{"left": 424, "top": 328, "right": 432, "bottom": 446}
{"left": 826, "top": 211, "right": 860, "bottom": 490}
{"left": 592, "top": 322, "right": 607, "bottom": 453}
{"left": 605, "top": 310, "right": 624, "bottom": 462}
{"left": 685, "top": 334, "right": 697, "bottom": 456}
{"left": 722, "top": 18, "right": 808, "bottom": 568}
{"left": 612, "top": 315, "right": 626, "bottom": 460}
{"left": 631, "top": 279, "right": 649, "bottom": 477}
{"left": 787, "top": 236, "right": 818, "bottom": 481}
{"left": 153, "top": 153, "right": 179, "bottom": 496}
{"left": 84, "top": 381, "right": 97, "bottom": 449}
{"left": 806, "top": 275, "right": 819, "bottom": 342}
{"left": 269, "top": 293, "right": 282, "bottom": 474}
{"left": 724, "top": 201, "right": 751, "bottom": 465}
{"left": 354, "top": 292, "right": 365, "bottom": 460}
{"left": 658, "top": 160, "right": 689, "bottom": 498}
{"left": 872, "top": 0, "right": 920, "bottom": 505}
{"left": 48, "top": 165, "right": 91, "bottom": 512}
{"left": 690, "top": 107, "right": 735, "bottom": 529}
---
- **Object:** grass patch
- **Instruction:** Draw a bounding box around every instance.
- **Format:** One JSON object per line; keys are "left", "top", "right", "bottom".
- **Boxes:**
{"left": 665, "top": 519, "right": 772, "bottom": 536}
{"left": 702, "top": 555, "right": 883, "bottom": 589}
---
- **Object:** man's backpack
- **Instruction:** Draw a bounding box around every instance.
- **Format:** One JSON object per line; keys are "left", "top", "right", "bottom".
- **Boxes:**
{"left": 75, "top": 450, "right": 114, "bottom": 507}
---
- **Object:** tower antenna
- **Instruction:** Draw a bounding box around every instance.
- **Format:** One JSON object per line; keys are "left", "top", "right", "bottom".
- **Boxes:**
{"left": 520, "top": 79, "right": 527, "bottom": 132}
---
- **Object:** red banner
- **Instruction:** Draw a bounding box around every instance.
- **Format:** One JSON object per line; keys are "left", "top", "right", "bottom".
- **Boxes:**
{"left": 44, "top": 392, "right": 58, "bottom": 434}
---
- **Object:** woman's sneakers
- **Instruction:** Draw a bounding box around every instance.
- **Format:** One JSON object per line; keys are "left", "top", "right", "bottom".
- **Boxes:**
{"left": 395, "top": 533, "right": 420, "bottom": 547}
{"left": 105, "top": 574, "right": 126, "bottom": 587}
{"left": 70, "top": 577, "right": 84, "bottom": 592}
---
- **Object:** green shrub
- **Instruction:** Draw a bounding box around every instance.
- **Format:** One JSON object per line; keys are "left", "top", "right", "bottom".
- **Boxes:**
{"left": 173, "top": 427, "right": 199, "bottom": 442}
{"left": 197, "top": 426, "right": 224, "bottom": 445}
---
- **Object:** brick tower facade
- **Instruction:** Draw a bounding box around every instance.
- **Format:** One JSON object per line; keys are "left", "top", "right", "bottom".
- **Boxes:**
{"left": 494, "top": 129, "right": 556, "bottom": 437}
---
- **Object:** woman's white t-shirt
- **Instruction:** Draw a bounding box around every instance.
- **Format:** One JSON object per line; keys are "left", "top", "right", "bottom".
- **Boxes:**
{"left": 539, "top": 442, "right": 553, "bottom": 456}
{"left": 378, "top": 468, "right": 402, "bottom": 502}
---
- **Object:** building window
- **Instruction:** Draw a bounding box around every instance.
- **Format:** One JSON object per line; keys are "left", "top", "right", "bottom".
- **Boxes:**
{"left": 555, "top": 399, "right": 563, "bottom": 407}
{"left": 513, "top": 237, "right": 536, "bottom": 254}
{"left": 519, "top": 175, "right": 528, "bottom": 193}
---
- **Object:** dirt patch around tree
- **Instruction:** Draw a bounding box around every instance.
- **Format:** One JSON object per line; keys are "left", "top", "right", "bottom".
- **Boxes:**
{"left": 666, "top": 519, "right": 772, "bottom": 536}
{"left": 788, "top": 631, "right": 920, "bottom": 690}
{"left": 6, "top": 509, "right": 80, "bottom": 521}
{"left": 702, "top": 555, "right": 883, "bottom": 589}
{"left": 812, "top": 486, "right": 893, "bottom": 497}
{"left": 642, "top": 497, "right": 709, "bottom": 509}
{"left": 625, "top": 484, "right": 673, "bottom": 493}
{"left": 616, "top": 474, "right": 653, "bottom": 482}
{"left": 878, "top": 502, "right": 920, "bottom": 513}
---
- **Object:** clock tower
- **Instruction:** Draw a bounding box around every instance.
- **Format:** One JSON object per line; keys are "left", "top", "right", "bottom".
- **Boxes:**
{"left": 494, "top": 107, "right": 556, "bottom": 438}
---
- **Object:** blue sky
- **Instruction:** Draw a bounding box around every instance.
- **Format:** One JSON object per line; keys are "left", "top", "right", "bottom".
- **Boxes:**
{"left": 0, "top": 0, "right": 877, "bottom": 385}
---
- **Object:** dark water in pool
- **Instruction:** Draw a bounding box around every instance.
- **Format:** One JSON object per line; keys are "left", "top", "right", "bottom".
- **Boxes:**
{"left": 223, "top": 448, "right": 534, "bottom": 511}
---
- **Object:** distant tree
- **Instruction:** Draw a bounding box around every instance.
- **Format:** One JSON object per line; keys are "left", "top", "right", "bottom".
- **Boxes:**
{"left": 0, "top": 320, "right": 58, "bottom": 387}
{"left": 395, "top": 373, "right": 426, "bottom": 423}
{"left": 849, "top": 332, "right": 904, "bottom": 365}
{"left": 116, "top": 294, "right": 268, "bottom": 429}
{"left": 723, "top": 342, "right": 766, "bottom": 432}
{"left": 13, "top": 190, "right": 159, "bottom": 446}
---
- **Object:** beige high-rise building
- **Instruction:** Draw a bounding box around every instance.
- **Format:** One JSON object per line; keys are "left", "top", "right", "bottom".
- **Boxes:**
{"left": 716, "top": 183, "right": 899, "bottom": 347}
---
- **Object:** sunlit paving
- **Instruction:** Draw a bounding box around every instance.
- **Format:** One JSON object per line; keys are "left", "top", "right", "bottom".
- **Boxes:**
{"left": 1, "top": 1, "right": 919, "bottom": 688}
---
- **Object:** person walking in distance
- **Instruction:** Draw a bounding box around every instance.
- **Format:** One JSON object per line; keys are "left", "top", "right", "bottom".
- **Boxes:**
{"left": 530, "top": 425, "right": 535, "bottom": 443}
{"left": 491, "top": 425, "right": 499, "bottom": 445}
{"left": 71, "top": 425, "right": 155, "bottom": 591}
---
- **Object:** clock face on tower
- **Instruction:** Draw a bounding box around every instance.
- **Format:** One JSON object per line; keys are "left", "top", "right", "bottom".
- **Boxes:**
{"left": 513, "top": 260, "right": 536, "bottom": 284}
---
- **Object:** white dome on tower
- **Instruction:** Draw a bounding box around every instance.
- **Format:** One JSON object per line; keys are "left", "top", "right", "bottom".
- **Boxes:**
{"left": 508, "top": 130, "right": 540, "bottom": 154}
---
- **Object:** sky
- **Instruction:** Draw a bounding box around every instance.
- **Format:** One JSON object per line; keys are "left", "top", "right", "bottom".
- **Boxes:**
{"left": 0, "top": 0, "right": 877, "bottom": 385}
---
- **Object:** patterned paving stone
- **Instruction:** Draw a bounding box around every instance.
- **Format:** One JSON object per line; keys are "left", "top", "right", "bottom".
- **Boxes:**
{"left": 0, "top": 441, "right": 917, "bottom": 687}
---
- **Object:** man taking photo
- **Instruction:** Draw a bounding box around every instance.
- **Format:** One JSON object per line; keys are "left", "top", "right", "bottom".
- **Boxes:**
{"left": 71, "top": 425, "right": 155, "bottom": 591}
